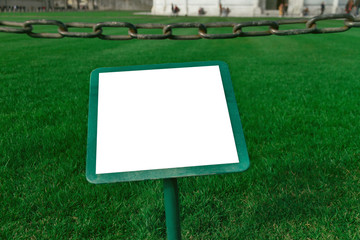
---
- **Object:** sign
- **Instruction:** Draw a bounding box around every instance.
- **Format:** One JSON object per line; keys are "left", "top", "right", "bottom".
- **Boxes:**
{"left": 86, "top": 61, "right": 249, "bottom": 183}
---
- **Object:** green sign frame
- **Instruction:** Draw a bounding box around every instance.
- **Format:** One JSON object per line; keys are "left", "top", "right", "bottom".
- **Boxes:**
{"left": 86, "top": 61, "right": 249, "bottom": 184}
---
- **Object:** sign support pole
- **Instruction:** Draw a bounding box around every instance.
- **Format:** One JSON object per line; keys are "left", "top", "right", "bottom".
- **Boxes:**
{"left": 163, "top": 178, "right": 181, "bottom": 240}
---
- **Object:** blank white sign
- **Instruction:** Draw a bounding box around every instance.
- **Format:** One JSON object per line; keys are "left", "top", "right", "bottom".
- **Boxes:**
{"left": 96, "top": 65, "right": 239, "bottom": 174}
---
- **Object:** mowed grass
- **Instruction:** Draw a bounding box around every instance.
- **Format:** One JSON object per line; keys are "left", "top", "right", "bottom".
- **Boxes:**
{"left": 1, "top": 11, "right": 360, "bottom": 239}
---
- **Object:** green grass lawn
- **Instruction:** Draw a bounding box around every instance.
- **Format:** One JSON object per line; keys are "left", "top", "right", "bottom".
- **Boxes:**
{"left": 1, "top": 11, "right": 360, "bottom": 239}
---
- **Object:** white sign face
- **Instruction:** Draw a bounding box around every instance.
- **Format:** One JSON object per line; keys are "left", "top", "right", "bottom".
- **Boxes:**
{"left": 95, "top": 65, "right": 239, "bottom": 174}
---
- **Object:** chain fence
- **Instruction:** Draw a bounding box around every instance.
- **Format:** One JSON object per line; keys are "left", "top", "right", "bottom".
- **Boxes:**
{"left": 0, "top": 13, "right": 359, "bottom": 40}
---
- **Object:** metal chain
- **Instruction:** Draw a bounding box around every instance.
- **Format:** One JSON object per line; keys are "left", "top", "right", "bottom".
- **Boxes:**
{"left": 0, "top": 13, "right": 359, "bottom": 40}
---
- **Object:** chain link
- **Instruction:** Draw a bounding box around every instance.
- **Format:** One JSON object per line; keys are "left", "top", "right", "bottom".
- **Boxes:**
{"left": 306, "top": 13, "right": 355, "bottom": 33}
{"left": 24, "top": 19, "right": 66, "bottom": 38}
{"left": 60, "top": 22, "right": 101, "bottom": 38}
{"left": 270, "top": 19, "right": 314, "bottom": 36}
{"left": 0, "top": 13, "right": 359, "bottom": 40}
{"left": 234, "top": 20, "right": 279, "bottom": 37}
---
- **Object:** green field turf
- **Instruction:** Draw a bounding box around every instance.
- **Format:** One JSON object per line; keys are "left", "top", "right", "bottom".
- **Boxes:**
{"left": 1, "top": 11, "right": 360, "bottom": 239}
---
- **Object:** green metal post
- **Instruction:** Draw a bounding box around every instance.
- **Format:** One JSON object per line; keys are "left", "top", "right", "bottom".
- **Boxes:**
{"left": 163, "top": 178, "right": 181, "bottom": 240}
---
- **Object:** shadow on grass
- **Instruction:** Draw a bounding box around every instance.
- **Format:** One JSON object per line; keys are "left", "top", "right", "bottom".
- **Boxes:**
{"left": 243, "top": 156, "right": 357, "bottom": 238}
